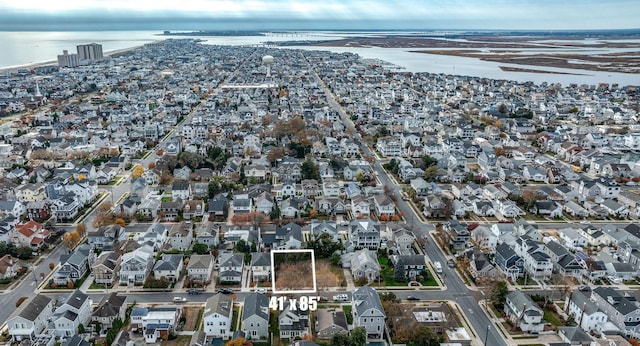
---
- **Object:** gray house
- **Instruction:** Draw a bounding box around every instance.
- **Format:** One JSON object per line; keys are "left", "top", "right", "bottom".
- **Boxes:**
{"left": 7, "top": 294, "right": 53, "bottom": 341}
{"left": 241, "top": 292, "right": 270, "bottom": 340}
{"left": 351, "top": 285, "right": 386, "bottom": 342}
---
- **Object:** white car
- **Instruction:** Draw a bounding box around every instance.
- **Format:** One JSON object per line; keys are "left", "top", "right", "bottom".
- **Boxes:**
{"left": 173, "top": 297, "right": 187, "bottom": 303}
{"left": 255, "top": 288, "right": 266, "bottom": 294}
{"left": 333, "top": 294, "right": 348, "bottom": 301}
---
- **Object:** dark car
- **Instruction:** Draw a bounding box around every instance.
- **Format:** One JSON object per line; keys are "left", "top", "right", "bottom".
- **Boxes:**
{"left": 188, "top": 288, "right": 202, "bottom": 295}
{"left": 407, "top": 296, "right": 420, "bottom": 301}
{"left": 218, "top": 288, "right": 234, "bottom": 295}
{"left": 579, "top": 285, "right": 591, "bottom": 291}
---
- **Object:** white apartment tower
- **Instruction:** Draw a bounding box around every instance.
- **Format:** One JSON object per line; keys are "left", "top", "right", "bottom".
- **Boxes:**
{"left": 77, "top": 43, "right": 103, "bottom": 61}
{"left": 57, "top": 50, "right": 79, "bottom": 67}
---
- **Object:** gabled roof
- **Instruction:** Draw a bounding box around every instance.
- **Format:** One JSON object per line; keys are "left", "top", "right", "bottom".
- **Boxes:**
{"left": 93, "top": 293, "right": 127, "bottom": 318}
{"left": 204, "top": 293, "right": 232, "bottom": 319}
{"left": 352, "top": 285, "right": 385, "bottom": 317}
{"left": 17, "top": 294, "right": 51, "bottom": 321}
{"left": 153, "top": 254, "right": 183, "bottom": 271}
{"left": 63, "top": 289, "right": 90, "bottom": 310}
{"left": 242, "top": 292, "right": 270, "bottom": 322}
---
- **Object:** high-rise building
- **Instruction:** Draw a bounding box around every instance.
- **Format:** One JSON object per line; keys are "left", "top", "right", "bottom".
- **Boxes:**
{"left": 76, "top": 43, "right": 103, "bottom": 61}
{"left": 57, "top": 50, "right": 79, "bottom": 68}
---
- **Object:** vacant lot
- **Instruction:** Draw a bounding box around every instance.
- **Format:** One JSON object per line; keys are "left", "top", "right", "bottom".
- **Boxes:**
{"left": 182, "top": 306, "right": 203, "bottom": 331}
{"left": 316, "top": 259, "right": 344, "bottom": 289}
{"left": 274, "top": 261, "right": 314, "bottom": 291}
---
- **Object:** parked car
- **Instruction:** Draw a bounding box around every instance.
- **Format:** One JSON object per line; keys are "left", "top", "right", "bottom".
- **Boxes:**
{"left": 188, "top": 288, "right": 202, "bottom": 295}
{"left": 173, "top": 297, "right": 187, "bottom": 302}
{"left": 255, "top": 288, "right": 266, "bottom": 294}
{"left": 407, "top": 296, "right": 420, "bottom": 301}
{"left": 579, "top": 285, "right": 591, "bottom": 291}
{"left": 447, "top": 259, "right": 456, "bottom": 268}
{"left": 333, "top": 294, "right": 349, "bottom": 302}
{"left": 218, "top": 288, "right": 234, "bottom": 295}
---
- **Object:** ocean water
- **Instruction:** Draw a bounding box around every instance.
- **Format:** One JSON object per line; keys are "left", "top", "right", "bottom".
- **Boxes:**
{"left": 1, "top": 30, "right": 638, "bottom": 87}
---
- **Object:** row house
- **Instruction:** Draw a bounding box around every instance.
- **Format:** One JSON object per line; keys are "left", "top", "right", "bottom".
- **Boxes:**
{"left": 591, "top": 287, "right": 640, "bottom": 339}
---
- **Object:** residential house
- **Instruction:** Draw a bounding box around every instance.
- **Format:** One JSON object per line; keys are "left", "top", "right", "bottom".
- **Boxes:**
{"left": 348, "top": 218, "right": 381, "bottom": 250}
{"left": 91, "top": 293, "right": 127, "bottom": 333}
{"left": 88, "top": 224, "right": 123, "bottom": 251}
{"left": 279, "top": 301, "right": 310, "bottom": 339}
{"left": 241, "top": 293, "right": 270, "bottom": 341}
{"left": 557, "top": 326, "right": 594, "bottom": 346}
{"left": 348, "top": 249, "right": 381, "bottom": 283}
{"left": 217, "top": 253, "right": 242, "bottom": 283}
{"left": 445, "top": 220, "right": 471, "bottom": 253}
{"left": 203, "top": 293, "right": 233, "bottom": 340}
{"left": 316, "top": 308, "right": 348, "bottom": 339}
{"left": 515, "top": 237, "right": 553, "bottom": 279}
{"left": 373, "top": 194, "right": 395, "bottom": 219}
{"left": 494, "top": 243, "right": 524, "bottom": 282}
{"left": 310, "top": 220, "right": 339, "bottom": 242}
{"left": 119, "top": 246, "right": 154, "bottom": 286}
{"left": 130, "top": 306, "right": 180, "bottom": 343}
{"left": 564, "top": 290, "right": 608, "bottom": 332}
{"left": 504, "top": 291, "right": 545, "bottom": 333}
{"left": 49, "top": 289, "right": 92, "bottom": 338}
{"left": 7, "top": 294, "right": 53, "bottom": 341}
{"left": 0, "top": 254, "right": 20, "bottom": 280}
{"left": 591, "top": 287, "right": 640, "bottom": 339}
{"left": 351, "top": 285, "right": 386, "bottom": 342}
{"left": 185, "top": 254, "right": 215, "bottom": 282}
{"left": 171, "top": 181, "right": 191, "bottom": 200}
{"left": 182, "top": 200, "right": 205, "bottom": 220}
{"left": 250, "top": 252, "right": 271, "bottom": 283}
{"left": 53, "top": 247, "right": 90, "bottom": 286}
{"left": 391, "top": 228, "right": 416, "bottom": 254}
{"left": 168, "top": 222, "right": 193, "bottom": 251}
{"left": 392, "top": 254, "right": 427, "bottom": 280}
{"left": 152, "top": 254, "right": 184, "bottom": 283}
{"left": 91, "top": 251, "right": 121, "bottom": 287}
{"left": 530, "top": 200, "right": 562, "bottom": 218}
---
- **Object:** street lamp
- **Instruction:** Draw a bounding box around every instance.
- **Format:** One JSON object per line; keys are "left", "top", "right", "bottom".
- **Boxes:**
{"left": 483, "top": 325, "right": 491, "bottom": 345}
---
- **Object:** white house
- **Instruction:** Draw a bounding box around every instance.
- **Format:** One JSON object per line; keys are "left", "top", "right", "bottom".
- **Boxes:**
{"left": 49, "top": 290, "right": 92, "bottom": 338}
{"left": 7, "top": 294, "right": 53, "bottom": 341}
{"left": 203, "top": 294, "right": 233, "bottom": 339}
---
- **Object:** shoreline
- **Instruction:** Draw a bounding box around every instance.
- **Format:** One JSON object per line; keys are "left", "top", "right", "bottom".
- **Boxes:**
{"left": 0, "top": 43, "right": 153, "bottom": 74}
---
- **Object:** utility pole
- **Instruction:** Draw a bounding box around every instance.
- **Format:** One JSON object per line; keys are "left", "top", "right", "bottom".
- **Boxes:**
{"left": 483, "top": 325, "right": 491, "bottom": 345}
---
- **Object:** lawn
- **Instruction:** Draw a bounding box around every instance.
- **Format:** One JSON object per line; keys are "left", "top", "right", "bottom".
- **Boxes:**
{"left": 375, "top": 256, "right": 436, "bottom": 287}
{"left": 543, "top": 310, "right": 563, "bottom": 326}
{"left": 231, "top": 305, "right": 241, "bottom": 331}
{"left": 342, "top": 305, "right": 353, "bottom": 325}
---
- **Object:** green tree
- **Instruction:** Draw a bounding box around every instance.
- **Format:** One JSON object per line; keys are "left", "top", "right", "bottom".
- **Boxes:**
{"left": 192, "top": 243, "right": 209, "bottom": 255}
{"left": 301, "top": 158, "right": 320, "bottom": 180}
{"left": 394, "top": 256, "right": 406, "bottom": 282}
{"left": 409, "top": 326, "right": 436, "bottom": 345}
{"left": 235, "top": 239, "right": 250, "bottom": 253}
{"left": 307, "top": 232, "right": 343, "bottom": 258}
{"left": 330, "top": 252, "right": 342, "bottom": 266}
{"left": 330, "top": 333, "right": 351, "bottom": 346}
{"left": 498, "top": 103, "right": 508, "bottom": 114}
{"left": 490, "top": 280, "right": 509, "bottom": 309}
{"left": 350, "top": 326, "right": 367, "bottom": 346}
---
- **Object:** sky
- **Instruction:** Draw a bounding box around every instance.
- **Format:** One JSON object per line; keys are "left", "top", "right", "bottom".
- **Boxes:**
{"left": 0, "top": 0, "right": 638, "bottom": 31}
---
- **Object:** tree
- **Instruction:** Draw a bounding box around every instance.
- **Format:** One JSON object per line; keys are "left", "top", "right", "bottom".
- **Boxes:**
{"left": 192, "top": 243, "right": 209, "bottom": 255}
{"left": 423, "top": 165, "right": 438, "bottom": 182}
{"left": 307, "top": 232, "right": 343, "bottom": 258}
{"left": 76, "top": 223, "right": 87, "bottom": 239}
{"left": 114, "top": 218, "right": 126, "bottom": 227}
{"left": 131, "top": 164, "right": 144, "bottom": 179}
{"left": 329, "top": 333, "right": 351, "bottom": 346}
{"left": 394, "top": 256, "right": 406, "bottom": 282}
{"left": 267, "top": 147, "right": 286, "bottom": 165}
{"left": 93, "top": 201, "right": 114, "bottom": 227}
{"left": 62, "top": 231, "right": 81, "bottom": 250}
{"left": 330, "top": 252, "right": 341, "bottom": 266}
{"left": 49, "top": 262, "right": 55, "bottom": 270}
{"left": 490, "top": 280, "right": 509, "bottom": 309}
{"left": 349, "top": 326, "right": 366, "bottom": 346}
{"left": 301, "top": 158, "right": 319, "bottom": 180}
{"left": 498, "top": 103, "right": 508, "bottom": 114}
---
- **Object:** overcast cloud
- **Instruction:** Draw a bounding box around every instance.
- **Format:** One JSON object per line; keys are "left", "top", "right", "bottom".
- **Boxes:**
{"left": 0, "top": 0, "right": 637, "bottom": 30}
